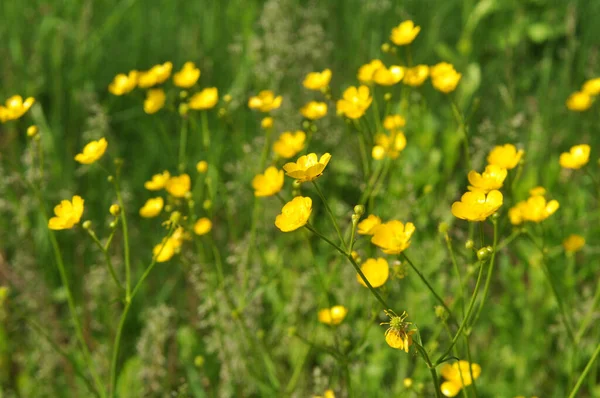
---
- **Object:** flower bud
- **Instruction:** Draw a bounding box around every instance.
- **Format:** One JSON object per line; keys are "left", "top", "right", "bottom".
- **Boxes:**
{"left": 491, "top": 212, "right": 500, "bottom": 221}
{"left": 109, "top": 221, "right": 118, "bottom": 229}
{"left": 465, "top": 239, "right": 474, "bottom": 250}
{"left": 434, "top": 305, "right": 449, "bottom": 321}
{"left": 223, "top": 94, "right": 232, "bottom": 103}
{"left": 164, "top": 204, "right": 173, "bottom": 213}
{"left": 27, "top": 125, "right": 39, "bottom": 137}
{"left": 194, "top": 356, "right": 204, "bottom": 367}
{"left": 261, "top": 117, "right": 273, "bottom": 129}
{"left": 381, "top": 43, "right": 391, "bottom": 53}
{"left": 302, "top": 120, "right": 310, "bottom": 129}
{"left": 196, "top": 160, "right": 208, "bottom": 173}
{"left": 438, "top": 222, "right": 449, "bottom": 234}
{"left": 109, "top": 204, "right": 121, "bottom": 216}
{"left": 403, "top": 378, "right": 413, "bottom": 388}
{"left": 178, "top": 103, "right": 189, "bottom": 116}
{"left": 107, "top": 175, "right": 114, "bottom": 183}
{"left": 353, "top": 204, "right": 365, "bottom": 217}
{"left": 217, "top": 108, "right": 226, "bottom": 118}
{"left": 82, "top": 220, "right": 92, "bottom": 230}
{"left": 179, "top": 90, "right": 189, "bottom": 99}
{"left": 383, "top": 92, "right": 392, "bottom": 101}
{"left": 169, "top": 211, "right": 182, "bottom": 225}
{"left": 203, "top": 199, "right": 212, "bottom": 210}
{"left": 351, "top": 214, "right": 360, "bottom": 225}
{"left": 476, "top": 246, "right": 492, "bottom": 261}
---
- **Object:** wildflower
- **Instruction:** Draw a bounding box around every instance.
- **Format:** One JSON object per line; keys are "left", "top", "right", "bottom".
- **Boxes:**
{"left": 358, "top": 59, "right": 384, "bottom": 83}
{"left": 381, "top": 311, "right": 415, "bottom": 352}
{"left": 248, "top": 90, "right": 282, "bottom": 112}
{"left": 487, "top": 144, "right": 524, "bottom": 170}
{"left": 303, "top": 69, "right": 332, "bottom": 90}
{"left": 152, "top": 235, "right": 181, "bottom": 263}
{"left": 383, "top": 115, "right": 406, "bottom": 130}
{"left": 145, "top": 171, "right": 170, "bottom": 190}
{"left": 372, "top": 146, "right": 386, "bottom": 160}
{"left": 194, "top": 217, "right": 212, "bottom": 235}
{"left": 196, "top": 161, "right": 208, "bottom": 173}
{"left": 467, "top": 165, "right": 507, "bottom": 192}
{"left": 74, "top": 137, "right": 107, "bottom": 164}
{"left": 430, "top": 62, "right": 462, "bottom": 93}
{"left": 440, "top": 361, "right": 481, "bottom": 397}
{"left": 371, "top": 220, "right": 415, "bottom": 254}
{"left": 273, "top": 131, "right": 306, "bottom": 158}
{"left": 48, "top": 195, "right": 84, "bottom": 230}
{"left": 138, "top": 62, "right": 173, "bottom": 88}
{"left": 563, "top": 234, "right": 585, "bottom": 253}
{"left": 139, "top": 197, "right": 164, "bottom": 218}
{"left": 403, "top": 65, "right": 429, "bottom": 86}
{"left": 283, "top": 153, "right": 331, "bottom": 182}
{"left": 252, "top": 166, "right": 284, "bottom": 197}
{"left": 173, "top": 62, "right": 200, "bottom": 88}
{"left": 513, "top": 195, "right": 559, "bottom": 224}
{"left": 109, "top": 204, "right": 121, "bottom": 216}
{"left": 403, "top": 378, "right": 413, "bottom": 388}
{"left": 373, "top": 65, "right": 405, "bottom": 86}
{"left": 390, "top": 21, "right": 421, "bottom": 46}
{"left": 529, "top": 186, "right": 546, "bottom": 196}
{"left": 0, "top": 95, "right": 35, "bottom": 122}
{"left": 108, "top": 71, "right": 138, "bottom": 95}
{"left": 336, "top": 85, "right": 372, "bottom": 119}
{"left": 357, "top": 258, "right": 389, "bottom": 288}
{"left": 373, "top": 131, "right": 407, "bottom": 159}
{"left": 261, "top": 117, "right": 273, "bottom": 129}
{"left": 318, "top": 305, "right": 347, "bottom": 325}
{"left": 165, "top": 174, "right": 191, "bottom": 198}
{"left": 275, "top": 196, "right": 312, "bottom": 232}
{"left": 27, "top": 125, "right": 39, "bottom": 137}
{"left": 313, "top": 389, "right": 336, "bottom": 398}
{"left": 559, "top": 144, "right": 590, "bottom": 169}
{"left": 144, "top": 89, "right": 166, "bottom": 114}
{"left": 582, "top": 78, "right": 600, "bottom": 96}
{"left": 451, "top": 190, "right": 503, "bottom": 222}
{"left": 357, "top": 214, "right": 382, "bottom": 235}
{"left": 189, "top": 87, "right": 218, "bottom": 110}
{"left": 300, "top": 101, "right": 328, "bottom": 120}
{"left": 566, "top": 91, "right": 592, "bottom": 111}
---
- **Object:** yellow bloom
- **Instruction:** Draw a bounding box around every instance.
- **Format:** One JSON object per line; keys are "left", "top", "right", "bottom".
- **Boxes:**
{"left": 467, "top": 165, "right": 507, "bottom": 192}
{"left": 374, "top": 131, "right": 407, "bottom": 159}
{"left": 248, "top": 90, "right": 282, "bottom": 112}
{"left": 559, "top": 144, "right": 591, "bottom": 169}
{"left": 138, "top": 62, "right": 173, "bottom": 88}
{"left": 566, "top": 91, "right": 592, "bottom": 111}
{"left": 108, "top": 71, "right": 138, "bottom": 95}
{"left": 173, "top": 62, "right": 201, "bottom": 88}
{"left": 48, "top": 195, "right": 84, "bottom": 230}
{"left": 144, "top": 89, "right": 166, "bottom": 114}
{"left": 194, "top": 217, "right": 212, "bottom": 235}
{"left": 300, "top": 101, "right": 328, "bottom": 120}
{"left": 451, "top": 190, "right": 503, "bottom": 222}
{"left": 74, "top": 137, "right": 108, "bottom": 164}
{"left": 303, "top": 69, "right": 332, "bottom": 90}
{"left": 252, "top": 166, "right": 284, "bottom": 197}
{"left": 273, "top": 131, "right": 306, "bottom": 158}
{"left": 27, "top": 125, "right": 39, "bottom": 137}
{"left": 261, "top": 116, "right": 273, "bottom": 129}
{"left": 152, "top": 234, "right": 183, "bottom": 263}
{"left": 357, "top": 214, "right": 382, "bottom": 235}
{"left": 275, "top": 196, "right": 312, "bottom": 232}
{"left": 440, "top": 361, "right": 481, "bottom": 397}
{"left": 165, "top": 174, "right": 191, "bottom": 198}
{"left": 382, "top": 311, "right": 415, "bottom": 353}
{"left": 145, "top": 171, "right": 171, "bottom": 190}
{"left": 486, "top": 144, "right": 524, "bottom": 170}
{"left": 383, "top": 115, "right": 406, "bottom": 130}
{"left": 139, "top": 197, "right": 164, "bottom": 218}
{"left": 508, "top": 201, "right": 528, "bottom": 225}
{"left": 373, "top": 65, "right": 405, "bottom": 86}
{"left": 430, "top": 63, "right": 462, "bottom": 93}
{"left": 403, "top": 65, "right": 429, "bottom": 86}
{"left": 509, "top": 195, "right": 559, "bottom": 224}
{"left": 0, "top": 95, "right": 35, "bottom": 121}
{"left": 582, "top": 78, "right": 600, "bottom": 96}
{"left": 358, "top": 59, "right": 384, "bottom": 83}
{"left": 357, "top": 258, "right": 389, "bottom": 288}
{"left": 371, "top": 220, "right": 415, "bottom": 254}
{"left": 189, "top": 87, "right": 218, "bottom": 110}
{"left": 318, "top": 305, "right": 347, "bottom": 325}
{"left": 336, "top": 85, "right": 372, "bottom": 119}
{"left": 563, "top": 234, "right": 585, "bottom": 253}
{"left": 529, "top": 186, "right": 546, "bottom": 196}
{"left": 390, "top": 20, "right": 421, "bottom": 46}
{"left": 196, "top": 161, "right": 208, "bottom": 173}
{"left": 283, "top": 153, "right": 331, "bottom": 182}
{"left": 372, "top": 146, "right": 386, "bottom": 160}
{"left": 109, "top": 204, "right": 121, "bottom": 216}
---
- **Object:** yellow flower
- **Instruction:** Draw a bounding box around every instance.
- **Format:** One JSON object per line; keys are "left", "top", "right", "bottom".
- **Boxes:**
{"left": 248, "top": 90, "right": 283, "bottom": 112}
{"left": 390, "top": 20, "right": 421, "bottom": 46}
{"left": 403, "top": 65, "right": 429, "bottom": 86}
{"left": 357, "top": 214, "right": 382, "bottom": 235}
{"left": 467, "top": 165, "right": 507, "bottom": 192}
{"left": 529, "top": 186, "right": 546, "bottom": 196}
{"left": 440, "top": 361, "right": 481, "bottom": 397}
{"left": 108, "top": 71, "right": 138, "bottom": 95}
{"left": 165, "top": 174, "right": 191, "bottom": 198}
{"left": 357, "top": 258, "right": 389, "bottom": 288}
{"left": 27, "top": 125, "right": 39, "bottom": 137}
{"left": 430, "top": 63, "right": 462, "bottom": 93}
{"left": 152, "top": 234, "right": 183, "bottom": 263}
{"left": 358, "top": 59, "right": 384, "bottom": 83}
{"left": 173, "top": 62, "right": 201, "bottom": 88}
{"left": 487, "top": 144, "right": 524, "bottom": 170}
{"left": 318, "top": 305, "right": 347, "bottom": 325}
{"left": 300, "top": 101, "right": 328, "bottom": 120}
{"left": 371, "top": 220, "right": 415, "bottom": 254}
{"left": 336, "top": 85, "right": 372, "bottom": 119}
{"left": 509, "top": 195, "right": 559, "bottom": 224}
{"left": 275, "top": 196, "right": 312, "bottom": 232}
{"left": 382, "top": 311, "right": 415, "bottom": 353}
{"left": 196, "top": 161, "right": 208, "bottom": 173}
{"left": 374, "top": 131, "right": 407, "bottom": 159}
{"left": 283, "top": 153, "right": 332, "bottom": 182}
{"left": 139, "top": 197, "right": 164, "bottom": 218}
{"left": 373, "top": 65, "right": 405, "bottom": 86}
{"left": 372, "top": 146, "right": 386, "bottom": 160}
{"left": 566, "top": 91, "right": 592, "bottom": 111}
{"left": 138, "top": 62, "right": 173, "bottom": 88}
{"left": 559, "top": 144, "right": 591, "bottom": 169}
{"left": 563, "top": 234, "right": 585, "bottom": 253}
{"left": 273, "top": 131, "right": 306, "bottom": 159}
{"left": 144, "top": 89, "right": 166, "bottom": 114}
{"left": 48, "top": 195, "right": 84, "bottom": 230}
{"left": 189, "top": 87, "right": 218, "bottom": 110}
{"left": 261, "top": 116, "right": 273, "bottom": 129}
{"left": 508, "top": 201, "right": 528, "bottom": 225}
{"left": 383, "top": 115, "right": 406, "bottom": 130}
{"left": 252, "top": 166, "right": 284, "bottom": 197}
{"left": 74, "top": 137, "right": 108, "bottom": 164}
{"left": 582, "top": 78, "right": 600, "bottom": 96}
{"left": 145, "top": 171, "right": 171, "bottom": 190}
{"left": 451, "top": 190, "right": 503, "bottom": 222}
{"left": 0, "top": 95, "right": 35, "bottom": 121}
{"left": 194, "top": 217, "right": 212, "bottom": 235}
{"left": 303, "top": 69, "right": 332, "bottom": 90}
{"left": 109, "top": 204, "right": 121, "bottom": 216}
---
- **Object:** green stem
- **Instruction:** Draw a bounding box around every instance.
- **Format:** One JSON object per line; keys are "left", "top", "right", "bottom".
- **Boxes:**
{"left": 178, "top": 116, "right": 189, "bottom": 171}
{"left": 567, "top": 340, "right": 600, "bottom": 398}
{"left": 200, "top": 110, "right": 210, "bottom": 150}
{"left": 414, "top": 342, "right": 442, "bottom": 398}
{"left": 471, "top": 218, "right": 499, "bottom": 326}
{"left": 445, "top": 233, "right": 466, "bottom": 317}
{"left": 576, "top": 278, "right": 600, "bottom": 342}
{"left": 312, "top": 181, "right": 347, "bottom": 251}
{"left": 464, "top": 334, "right": 479, "bottom": 397}
{"left": 113, "top": 173, "right": 131, "bottom": 301}
{"left": 86, "top": 229, "right": 124, "bottom": 291}
{"left": 449, "top": 97, "right": 471, "bottom": 171}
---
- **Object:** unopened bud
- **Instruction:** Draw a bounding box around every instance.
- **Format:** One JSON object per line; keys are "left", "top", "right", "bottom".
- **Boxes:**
{"left": 27, "top": 125, "right": 39, "bottom": 137}
{"left": 477, "top": 246, "right": 493, "bottom": 261}
{"left": 381, "top": 43, "right": 391, "bottom": 53}
{"left": 438, "top": 222, "right": 449, "bottom": 234}
{"left": 109, "top": 221, "right": 118, "bottom": 229}
{"left": 82, "top": 220, "right": 92, "bottom": 230}
{"left": 353, "top": 205, "right": 365, "bottom": 217}
{"left": 107, "top": 175, "right": 114, "bottom": 183}
{"left": 109, "top": 204, "right": 121, "bottom": 216}
{"left": 203, "top": 199, "right": 212, "bottom": 210}
{"left": 178, "top": 103, "right": 189, "bottom": 116}
{"left": 351, "top": 214, "right": 360, "bottom": 224}
{"left": 383, "top": 92, "right": 392, "bottom": 101}
{"left": 465, "top": 240, "right": 474, "bottom": 250}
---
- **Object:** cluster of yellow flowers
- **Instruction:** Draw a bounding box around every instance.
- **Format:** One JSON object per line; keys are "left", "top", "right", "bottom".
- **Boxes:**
{"left": 440, "top": 360, "right": 481, "bottom": 397}
{"left": 372, "top": 115, "right": 407, "bottom": 160}
{"left": 509, "top": 190, "right": 559, "bottom": 225}
{"left": 0, "top": 95, "right": 35, "bottom": 123}
{"left": 565, "top": 77, "right": 600, "bottom": 111}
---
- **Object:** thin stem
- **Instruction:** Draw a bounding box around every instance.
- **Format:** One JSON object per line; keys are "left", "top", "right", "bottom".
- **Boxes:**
{"left": 445, "top": 233, "right": 465, "bottom": 317}
{"left": 86, "top": 229, "right": 124, "bottom": 291}
{"left": 312, "top": 181, "right": 347, "bottom": 251}
{"left": 471, "top": 218, "right": 498, "bottom": 326}
{"left": 464, "top": 335, "right": 479, "bottom": 397}
{"left": 113, "top": 173, "right": 131, "bottom": 301}
{"left": 200, "top": 110, "right": 210, "bottom": 150}
{"left": 567, "top": 341, "right": 600, "bottom": 398}
{"left": 178, "top": 116, "right": 189, "bottom": 171}
{"left": 449, "top": 97, "right": 471, "bottom": 171}
{"left": 576, "top": 278, "right": 600, "bottom": 342}
{"left": 414, "top": 342, "right": 442, "bottom": 398}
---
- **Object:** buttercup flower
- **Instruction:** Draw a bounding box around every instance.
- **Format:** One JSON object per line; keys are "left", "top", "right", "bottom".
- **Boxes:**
{"left": 383, "top": 115, "right": 406, "bottom": 131}
{"left": 144, "top": 89, "right": 166, "bottom": 114}
{"left": 283, "top": 153, "right": 331, "bottom": 182}
{"left": 248, "top": 90, "right": 282, "bottom": 112}
{"left": 529, "top": 186, "right": 546, "bottom": 196}
{"left": 196, "top": 161, "right": 208, "bottom": 173}
{"left": 273, "top": 131, "right": 306, "bottom": 158}
{"left": 430, "top": 63, "right": 462, "bottom": 93}
{"left": 440, "top": 361, "right": 481, "bottom": 397}
{"left": 27, "top": 125, "right": 39, "bottom": 137}
{"left": 403, "top": 65, "right": 429, "bottom": 86}
{"left": 138, "top": 62, "right": 173, "bottom": 88}
{"left": 468, "top": 165, "right": 507, "bottom": 192}
{"left": 74, "top": 137, "right": 108, "bottom": 164}
{"left": 165, "top": 174, "right": 191, "bottom": 198}
{"left": 371, "top": 220, "right": 415, "bottom": 254}
{"left": 318, "top": 305, "right": 347, "bottom": 325}
{"left": 451, "top": 190, "right": 503, "bottom": 221}
{"left": 566, "top": 91, "right": 592, "bottom": 111}
{"left": 373, "top": 65, "right": 405, "bottom": 86}
{"left": 357, "top": 214, "right": 382, "bottom": 235}
{"left": 336, "top": 85, "right": 372, "bottom": 119}
{"left": 0, "top": 95, "right": 35, "bottom": 122}
{"left": 252, "top": 166, "right": 284, "bottom": 197}
{"left": 189, "top": 87, "right": 218, "bottom": 110}
{"left": 303, "top": 69, "right": 332, "bottom": 90}
{"left": 487, "top": 144, "right": 524, "bottom": 170}
{"left": 108, "top": 71, "right": 138, "bottom": 95}
{"left": 275, "top": 196, "right": 312, "bottom": 232}
{"left": 194, "top": 217, "right": 212, "bottom": 235}
{"left": 357, "top": 258, "right": 389, "bottom": 288}
{"left": 582, "top": 78, "right": 600, "bottom": 96}
{"left": 109, "top": 204, "right": 121, "bottom": 216}
{"left": 48, "top": 195, "right": 84, "bottom": 230}
{"left": 145, "top": 171, "right": 170, "bottom": 190}
{"left": 381, "top": 311, "right": 415, "bottom": 353}
{"left": 390, "top": 21, "right": 421, "bottom": 46}
{"left": 313, "top": 389, "right": 335, "bottom": 398}
{"left": 559, "top": 144, "right": 590, "bottom": 169}
{"left": 173, "top": 62, "right": 200, "bottom": 88}
{"left": 509, "top": 194, "right": 559, "bottom": 224}
{"left": 261, "top": 117, "right": 273, "bottom": 129}
{"left": 300, "top": 101, "right": 328, "bottom": 120}
{"left": 139, "top": 197, "right": 164, "bottom": 218}
{"left": 373, "top": 131, "right": 407, "bottom": 159}
{"left": 563, "top": 234, "right": 585, "bottom": 253}
{"left": 153, "top": 230, "right": 184, "bottom": 263}
{"left": 358, "top": 59, "right": 384, "bottom": 83}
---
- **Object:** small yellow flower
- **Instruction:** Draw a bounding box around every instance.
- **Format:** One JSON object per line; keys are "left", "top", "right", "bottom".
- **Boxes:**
{"left": 139, "top": 197, "right": 164, "bottom": 218}
{"left": 390, "top": 20, "right": 421, "bottom": 46}
{"left": 357, "top": 214, "right": 382, "bottom": 235}
{"left": 273, "top": 131, "right": 306, "bottom": 159}
{"left": 196, "top": 161, "right": 208, "bottom": 173}
{"left": 357, "top": 258, "right": 389, "bottom": 288}
{"left": 371, "top": 220, "right": 415, "bottom": 254}
{"left": 252, "top": 166, "right": 284, "bottom": 197}
{"left": 563, "top": 234, "right": 585, "bottom": 253}
{"left": 403, "top": 65, "right": 429, "bottom": 86}
{"left": 300, "top": 101, "right": 328, "bottom": 120}
{"left": 451, "top": 190, "right": 503, "bottom": 222}
{"left": 27, "top": 125, "right": 39, "bottom": 137}
{"left": 430, "top": 62, "right": 462, "bottom": 93}
{"left": 403, "top": 378, "right": 413, "bottom": 388}
{"left": 582, "top": 78, "right": 600, "bottom": 96}
{"left": 108, "top": 71, "right": 138, "bottom": 95}
{"left": 509, "top": 195, "right": 559, "bottom": 224}
{"left": 189, "top": 87, "right": 218, "bottom": 110}
{"left": 144, "top": 89, "right": 166, "bottom": 114}
{"left": 194, "top": 217, "right": 212, "bottom": 235}
{"left": 508, "top": 201, "right": 528, "bottom": 225}
{"left": 109, "top": 204, "right": 121, "bottom": 216}
{"left": 165, "top": 174, "right": 191, "bottom": 198}
{"left": 1, "top": 95, "right": 35, "bottom": 121}
{"left": 173, "top": 62, "right": 201, "bottom": 88}
{"left": 381, "top": 311, "right": 415, "bottom": 352}
{"left": 74, "top": 137, "right": 108, "bottom": 164}
{"left": 440, "top": 361, "right": 481, "bottom": 397}
{"left": 48, "top": 195, "right": 84, "bottom": 230}
{"left": 559, "top": 144, "right": 591, "bottom": 169}
{"left": 529, "top": 186, "right": 546, "bottom": 196}
{"left": 373, "top": 65, "right": 405, "bottom": 86}
{"left": 318, "top": 305, "right": 348, "bottom": 325}
{"left": 248, "top": 90, "right": 283, "bottom": 112}
{"left": 372, "top": 145, "right": 386, "bottom": 160}
{"left": 374, "top": 131, "right": 407, "bottom": 159}
{"left": 487, "top": 144, "right": 524, "bottom": 170}
{"left": 283, "top": 153, "right": 332, "bottom": 182}
{"left": 566, "top": 91, "right": 592, "bottom": 111}
{"left": 303, "top": 69, "right": 332, "bottom": 90}
{"left": 275, "top": 196, "right": 312, "bottom": 232}
{"left": 358, "top": 59, "right": 384, "bottom": 83}
{"left": 261, "top": 116, "right": 274, "bottom": 129}
{"left": 467, "top": 165, "right": 507, "bottom": 192}
{"left": 138, "top": 62, "right": 173, "bottom": 88}
{"left": 153, "top": 235, "right": 182, "bottom": 263}
{"left": 145, "top": 171, "right": 171, "bottom": 190}
{"left": 336, "top": 85, "right": 372, "bottom": 119}
{"left": 383, "top": 115, "right": 406, "bottom": 130}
